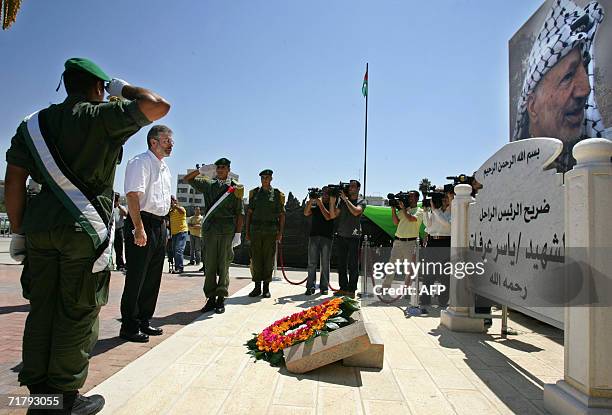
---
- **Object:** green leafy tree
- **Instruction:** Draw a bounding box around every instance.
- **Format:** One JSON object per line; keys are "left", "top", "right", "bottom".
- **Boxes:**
{"left": 419, "top": 178, "right": 432, "bottom": 195}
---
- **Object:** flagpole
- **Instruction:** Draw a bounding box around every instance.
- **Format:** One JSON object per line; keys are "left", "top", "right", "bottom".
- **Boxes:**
{"left": 363, "top": 62, "right": 368, "bottom": 201}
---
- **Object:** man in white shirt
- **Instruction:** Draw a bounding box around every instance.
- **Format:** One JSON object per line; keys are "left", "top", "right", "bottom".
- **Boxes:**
{"left": 422, "top": 187, "right": 453, "bottom": 308}
{"left": 119, "top": 125, "right": 173, "bottom": 342}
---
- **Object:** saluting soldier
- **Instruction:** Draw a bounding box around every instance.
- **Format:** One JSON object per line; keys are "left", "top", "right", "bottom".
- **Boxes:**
{"left": 246, "top": 169, "right": 285, "bottom": 298}
{"left": 4, "top": 58, "right": 169, "bottom": 413}
{"left": 183, "top": 158, "right": 244, "bottom": 314}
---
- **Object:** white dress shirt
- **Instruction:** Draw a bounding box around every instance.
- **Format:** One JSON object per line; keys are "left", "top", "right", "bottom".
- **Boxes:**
{"left": 124, "top": 150, "right": 172, "bottom": 217}
{"left": 423, "top": 208, "right": 451, "bottom": 237}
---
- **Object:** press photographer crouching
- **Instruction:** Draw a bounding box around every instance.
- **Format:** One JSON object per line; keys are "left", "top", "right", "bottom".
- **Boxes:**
{"left": 421, "top": 184, "right": 453, "bottom": 308}
{"left": 382, "top": 191, "right": 423, "bottom": 302}
{"left": 303, "top": 186, "right": 334, "bottom": 295}
{"left": 329, "top": 180, "right": 366, "bottom": 298}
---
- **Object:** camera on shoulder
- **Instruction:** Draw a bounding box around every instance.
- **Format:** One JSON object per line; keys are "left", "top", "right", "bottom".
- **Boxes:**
{"left": 446, "top": 174, "right": 475, "bottom": 187}
{"left": 422, "top": 185, "right": 445, "bottom": 209}
{"left": 387, "top": 191, "right": 410, "bottom": 208}
{"left": 327, "top": 181, "right": 351, "bottom": 197}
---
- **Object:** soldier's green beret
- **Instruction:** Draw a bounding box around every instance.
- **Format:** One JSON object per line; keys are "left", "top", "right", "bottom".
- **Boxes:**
{"left": 215, "top": 157, "right": 231, "bottom": 166}
{"left": 259, "top": 169, "right": 273, "bottom": 176}
{"left": 64, "top": 58, "right": 111, "bottom": 82}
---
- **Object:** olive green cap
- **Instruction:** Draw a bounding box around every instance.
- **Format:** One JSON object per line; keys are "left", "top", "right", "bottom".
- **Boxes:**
{"left": 64, "top": 58, "right": 111, "bottom": 82}
{"left": 215, "top": 157, "right": 231, "bottom": 166}
{"left": 259, "top": 169, "right": 273, "bottom": 176}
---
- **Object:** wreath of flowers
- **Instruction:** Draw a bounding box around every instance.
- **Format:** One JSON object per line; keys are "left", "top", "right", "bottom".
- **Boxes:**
{"left": 246, "top": 296, "right": 360, "bottom": 366}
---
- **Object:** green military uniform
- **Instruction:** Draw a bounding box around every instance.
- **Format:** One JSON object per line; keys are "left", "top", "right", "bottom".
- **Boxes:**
{"left": 248, "top": 171, "right": 285, "bottom": 283}
{"left": 188, "top": 160, "right": 244, "bottom": 299}
{"left": 5, "top": 58, "right": 151, "bottom": 392}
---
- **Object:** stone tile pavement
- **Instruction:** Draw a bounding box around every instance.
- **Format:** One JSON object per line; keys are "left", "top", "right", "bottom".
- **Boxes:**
{"left": 82, "top": 276, "right": 563, "bottom": 415}
{"left": 0, "top": 238, "right": 252, "bottom": 415}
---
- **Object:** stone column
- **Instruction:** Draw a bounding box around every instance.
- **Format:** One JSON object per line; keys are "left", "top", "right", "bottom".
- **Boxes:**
{"left": 440, "top": 184, "right": 485, "bottom": 332}
{"left": 544, "top": 138, "right": 612, "bottom": 414}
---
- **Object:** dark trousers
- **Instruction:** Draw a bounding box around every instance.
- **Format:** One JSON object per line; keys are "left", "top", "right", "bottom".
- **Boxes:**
{"left": 336, "top": 236, "right": 360, "bottom": 292}
{"left": 190, "top": 235, "right": 202, "bottom": 264}
{"left": 420, "top": 237, "right": 451, "bottom": 306}
{"left": 120, "top": 214, "right": 166, "bottom": 333}
{"left": 113, "top": 226, "right": 125, "bottom": 268}
{"left": 19, "top": 226, "right": 108, "bottom": 391}
{"left": 249, "top": 232, "right": 277, "bottom": 283}
{"left": 203, "top": 233, "right": 233, "bottom": 298}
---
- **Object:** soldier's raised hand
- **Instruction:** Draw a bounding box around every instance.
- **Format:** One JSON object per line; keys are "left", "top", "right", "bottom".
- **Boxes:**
{"left": 105, "top": 78, "right": 130, "bottom": 98}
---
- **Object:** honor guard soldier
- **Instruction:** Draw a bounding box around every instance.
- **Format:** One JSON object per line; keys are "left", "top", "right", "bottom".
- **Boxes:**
{"left": 183, "top": 158, "right": 244, "bottom": 314}
{"left": 246, "top": 169, "right": 285, "bottom": 298}
{"left": 4, "top": 58, "right": 169, "bottom": 413}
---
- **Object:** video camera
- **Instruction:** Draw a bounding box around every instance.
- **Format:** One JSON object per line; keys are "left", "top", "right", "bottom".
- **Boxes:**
{"left": 308, "top": 187, "right": 323, "bottom": 199}
{"left": 327, "top": 182, "right": 351, "bottom": 197}
{"left": 387, "top": 192, "right": 411, "bottom": 208}
{"left": 446, "top": 174, "right": 475, "bottom": 187}
{"left": 422, "top": 185, "right": 445, "bottom": 209}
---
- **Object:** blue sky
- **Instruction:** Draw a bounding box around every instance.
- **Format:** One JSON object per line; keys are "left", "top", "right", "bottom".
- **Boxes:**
{"left": 0, "top": 0, "right": 543, "bottom": 200}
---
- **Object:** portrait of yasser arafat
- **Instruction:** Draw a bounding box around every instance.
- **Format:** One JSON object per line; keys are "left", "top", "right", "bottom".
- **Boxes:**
{"left": 509, "top": 0, "right": 612, "bottom": 171}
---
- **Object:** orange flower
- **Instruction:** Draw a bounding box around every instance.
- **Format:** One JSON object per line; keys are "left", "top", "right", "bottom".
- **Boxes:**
{"left": 255, "top": 298, "right": 345, "bottom": 352}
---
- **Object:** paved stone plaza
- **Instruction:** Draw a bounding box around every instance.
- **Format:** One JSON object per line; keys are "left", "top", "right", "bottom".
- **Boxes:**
{"left": 0, "top": 239, "right": 564, "bottom": 414}
{"left": 89, "top": 279, "right": 562, "bottom": 414}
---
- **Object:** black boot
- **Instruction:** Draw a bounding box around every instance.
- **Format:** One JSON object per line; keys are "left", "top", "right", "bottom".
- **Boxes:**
{"left": 248, "top": 282, "right": 262, "bottom": 297}
{"left": 262, "top": 281, "right": 271, "bottom": 298}
{"left": 25, "top": 383, "right": 50, "bottom": 414}
{"left": 70, "top": 393, "right": 105, "bottom": 415}
{"left": 215, "top": 296, "right": 225, "bottom": 314}
{"left": 200, "top": 297, "right": 217, "bottom": 313}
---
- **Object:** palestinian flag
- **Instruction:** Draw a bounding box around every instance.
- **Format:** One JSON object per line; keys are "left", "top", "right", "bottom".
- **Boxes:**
{"left": 362, "top": 68, "right": 368, "bottom": 97}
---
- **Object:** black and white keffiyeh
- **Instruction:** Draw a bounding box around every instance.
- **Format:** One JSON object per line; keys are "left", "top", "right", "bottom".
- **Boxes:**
{"left": 513, "top": 0, "right": 605, "bottom": 140}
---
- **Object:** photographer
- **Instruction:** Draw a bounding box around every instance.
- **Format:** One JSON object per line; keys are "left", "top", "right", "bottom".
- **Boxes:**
{"left": 382, "top": 191, "right": 423, "bottom": 299}
{"left": 421, "top": 186, "right": 453, "bottom": 308}
{"left": 329, "top": 180, "right": 366, "bottom": 298}
{"left": 303, "top": 186, "right": 333, "bottom": 295}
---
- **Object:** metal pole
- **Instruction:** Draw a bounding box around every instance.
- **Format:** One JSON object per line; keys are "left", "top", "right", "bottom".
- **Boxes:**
{"left": 501, "top": 305, "right": 508, "bottom": 337}
{"left": 272, "top": 241, "right": 280, "bottom": 281}
{"left": 363, "top": 62, "right": 368, "bottom": 200}
{"left": 361, "top": 235, "right": 368, "bottom": 297}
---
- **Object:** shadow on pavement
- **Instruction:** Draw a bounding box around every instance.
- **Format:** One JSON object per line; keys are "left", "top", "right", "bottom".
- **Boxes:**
{"left": 91, "top": 337, "right": 128, "bottom": 357}
{"left": 429, "top": 313, "right": 562, "bottom": 413}
{"left": 0, "top": 304, "right": 30, "bottom": 315}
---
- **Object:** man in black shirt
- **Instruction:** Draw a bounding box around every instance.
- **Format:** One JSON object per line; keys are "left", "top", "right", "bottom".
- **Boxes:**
{"left": 303, "top": 187, "right": 334, "bottom": 295}
{"left": 329, "top": 180, "right": 366, "bottom": 298}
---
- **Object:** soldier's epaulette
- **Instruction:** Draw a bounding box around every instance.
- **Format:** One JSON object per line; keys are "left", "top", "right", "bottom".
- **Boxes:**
{"left": 233, "top": 181, "right": 244, "bottom": 199}
{"left": 279, "top": 190, "right": 286, "bottom": 206}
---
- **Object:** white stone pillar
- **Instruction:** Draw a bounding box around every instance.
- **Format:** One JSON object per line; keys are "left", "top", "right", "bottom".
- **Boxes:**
{"left": 544, "top": 138, "right": 612, "bottom": 414}
{"left": 440, "top": 184, "right": 485, "bottom": 332}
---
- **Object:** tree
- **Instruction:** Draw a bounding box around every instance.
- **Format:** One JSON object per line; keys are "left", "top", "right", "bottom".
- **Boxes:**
{"left": 1, "top": 0, "right": 22, "bottom": 30}
{"left": 419, "top": 178, "right": 432, "bottom": 195}
{"left": 285, "top": 192, "right": 300, "bottom": 211}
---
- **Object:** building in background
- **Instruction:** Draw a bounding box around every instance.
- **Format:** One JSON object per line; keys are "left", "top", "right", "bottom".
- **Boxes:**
{"left": 364, "top": 195, "right": 385, "bottom": 206}
{"left": 176, "top": 166, "right": 239, "bottom": 213}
